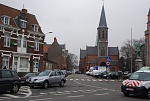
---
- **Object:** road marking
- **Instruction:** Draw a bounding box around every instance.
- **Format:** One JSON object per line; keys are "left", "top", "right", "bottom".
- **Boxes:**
{"left": 70, "top": 79, "right": 73, "bottom": 80}
{"left": 67, "top": 95, "right": 84, "bottom": 98}
{"left": 54, "top": 93, "right": 71, "bottom": 95}
{"left": 40, "top": 93, "right": 48, "bottom": 95}
{"left": 92, "top": 79, "right": 97, "bottom": 81}
{"left": 95, "top": 93, "right": 109, "bottom": 96}
{"left": 29, "top": 98, "right": 52, "bottom": 101}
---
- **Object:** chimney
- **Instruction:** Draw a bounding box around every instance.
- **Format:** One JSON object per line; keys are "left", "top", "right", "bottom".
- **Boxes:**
{"left": 22, "top": 9, "right": 28, "bottom": 14}
{"left": 54, "top": 37, "right": 57, "bottom": 42}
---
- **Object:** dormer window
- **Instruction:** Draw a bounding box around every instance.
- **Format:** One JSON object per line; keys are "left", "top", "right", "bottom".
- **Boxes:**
{"left": 20, "top": 19, "right": 27, "bottom": 28}
{"left": 32, "top": 24, "right": 38, "bottom": 32}
{"left": 1, "top": 15, "right": 10, "bottom": 25}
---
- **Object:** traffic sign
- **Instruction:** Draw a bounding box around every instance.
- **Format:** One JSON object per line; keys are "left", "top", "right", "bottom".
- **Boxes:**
{"left": 106, "top": 56, "right": 111, "bottom": 62}
{"left": 106, "top": 62, "right": 110, "bottom": 66}
{"left": 106, "top": 65, "right": 110, "bottom": 68}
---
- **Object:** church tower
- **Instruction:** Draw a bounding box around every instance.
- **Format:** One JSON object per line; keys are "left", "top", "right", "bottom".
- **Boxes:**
{"left": 97, "top": 5, "right": 108, "bottom": 57}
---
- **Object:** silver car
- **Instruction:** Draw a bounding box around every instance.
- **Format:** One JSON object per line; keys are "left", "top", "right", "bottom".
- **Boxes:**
{"left": 26, "top": 70, "right": 66, "bottom": 88}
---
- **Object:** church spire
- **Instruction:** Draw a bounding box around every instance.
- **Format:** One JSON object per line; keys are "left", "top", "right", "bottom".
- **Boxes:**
{"left": 148, "top": 8, "right": 150, "bottom": 16}
{"left": 99, "top": 5, "right": 107, "bottom": 27}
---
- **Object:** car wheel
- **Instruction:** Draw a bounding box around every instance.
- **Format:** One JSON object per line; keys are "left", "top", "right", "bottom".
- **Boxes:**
{"left": 146, "top": 89, "right": 150, "bottom": 99}
{"left": 43, "top": 81, "right": 49, "bottom": 89}
{"left": 29, "top": 86, "right": 34, "bottom": 88}
{"left": 11, "top": 84, "right": 19, "bottom": 93}
{"left": 123, "top": 92, "right": 129, "bottom": 97}
{"left": 59, "top": 80, "right": 64, "bottom": 87}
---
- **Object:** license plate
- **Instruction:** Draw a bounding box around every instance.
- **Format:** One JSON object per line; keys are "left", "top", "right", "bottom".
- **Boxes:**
{"left": 21, "top": 81, "right": 25, "bottom": 83}
{"left": 126, "top": 88, "right": 133, "bottom": 91}
{"left": 30, "top": 81, "right": 33, "bottom": 83}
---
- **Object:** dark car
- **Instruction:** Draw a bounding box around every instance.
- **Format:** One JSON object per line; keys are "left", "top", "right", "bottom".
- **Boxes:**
{"left": 0, "top": 69, "right": 21, "bottom": 93}
{"left": 21, "top": 72, "right": 39, "bottom": 85}
{"left": 102, "top": 72, "right": 118, "bottom": 79}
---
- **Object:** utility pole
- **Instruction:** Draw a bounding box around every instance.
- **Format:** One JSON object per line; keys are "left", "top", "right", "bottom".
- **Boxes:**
{"left": 131, "top": 28, "right": 133, "bottom": 73}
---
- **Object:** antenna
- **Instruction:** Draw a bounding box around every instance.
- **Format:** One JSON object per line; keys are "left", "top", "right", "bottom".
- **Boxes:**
{"left": 102, "top": 0, "right": 105, "bottom": 5}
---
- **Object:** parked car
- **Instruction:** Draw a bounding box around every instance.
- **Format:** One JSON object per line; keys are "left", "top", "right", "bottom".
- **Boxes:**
{"left": 0, "top": 69, "right": 21, "bottom": 93}
{"left": 21, "top": 72, "right": 39, "bottom": 85}
{"left": 26, "top": 70, "right": 66, "bottom": 88}
{"left": 102, "top": 72, "right": 118, "bottom": 79}
{"left": 121, "top": 69, "right": 150, "bottom": 98}
{"left": 86, "top": 69, "right": 93, "bottom": 76}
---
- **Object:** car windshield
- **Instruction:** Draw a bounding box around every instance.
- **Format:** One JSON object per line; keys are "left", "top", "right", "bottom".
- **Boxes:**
{"left": 24, "top": 73, "right": 36, "bottom": 77}
{"left": 38, "top": 71, "right": 50, "bottom": 76}
{"left": 129, "top": 72, "right": 150, "bottom": 81}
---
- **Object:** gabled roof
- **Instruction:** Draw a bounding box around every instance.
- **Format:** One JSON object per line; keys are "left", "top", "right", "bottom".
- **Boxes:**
{"left": 87, "top": 46, "right": 98, "bottom": 55}
{"left": 99, "top": 5, "right": 107, "bottom": 27}
{"left": 148, "top": 8, "right": 150, "bottom": 16}
{"left": 0, "top": 3, "right": 43, "bottom": 33}
{"left": 80, "top": 49, "right": 86, "bottom": 58}
{"left": 108, "top": 47, "right": 119, "bottom": 56}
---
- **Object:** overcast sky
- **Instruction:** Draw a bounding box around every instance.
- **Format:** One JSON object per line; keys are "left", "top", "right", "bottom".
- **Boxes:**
{"left": 0, "top": 0, "right": 149, "bottom": 59}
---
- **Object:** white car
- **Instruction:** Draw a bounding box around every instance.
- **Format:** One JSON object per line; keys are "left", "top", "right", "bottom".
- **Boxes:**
{"left": 86, "top": 70, "right": 93, "bottom": 76}
{"left": 121, "top": 69, "right": 150, "bottom": 98}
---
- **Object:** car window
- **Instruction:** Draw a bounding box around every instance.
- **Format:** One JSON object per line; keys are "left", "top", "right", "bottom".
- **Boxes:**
{"left": 1, "top": 71, "right": 12, "bottom": 78}
{"left": 50, "top": 71, "right": 55, "bottom": 76}
{"left": 56, "top": 71, "right": 61, "bottom": 76}
{"left": 38, "top": 71, "right": 50, "bottom": 76}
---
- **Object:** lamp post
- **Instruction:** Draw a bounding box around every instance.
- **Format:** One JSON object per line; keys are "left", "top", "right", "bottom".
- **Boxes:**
{"left": 130, "top": 28, "right": 133, "bottom": 73}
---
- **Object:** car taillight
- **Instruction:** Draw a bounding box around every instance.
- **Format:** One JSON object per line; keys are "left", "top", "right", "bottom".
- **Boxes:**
{"left": 18, "top": 76, "right": 21, "bottom": 80}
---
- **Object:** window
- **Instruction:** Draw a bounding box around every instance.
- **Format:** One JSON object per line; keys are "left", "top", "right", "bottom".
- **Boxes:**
{"left": 1, "top": 71, "right": 12, "bottom": 78}
{"left": 34, "top": 59, "right": 38, "bottom": 72}
{"left": 32, "top": 25, "right": 38, "bottom": 32}
{"left": 34, "top": 39, "right": 39, "bottom": 51}
{"left": 1, "top": 16, "right": 10, "bottom": 25}
{"left": 102, "top": 31, "right": 104, "bottom": 39}
{"left": 101, "top": 47, "right": 105, "bottom": 56}
{"left": 4, "top": 32, "right": 11, "bottom": 47}
{"left": 2, "top": 56, "right": 9, "bottom": 69}
{"left": 17, "top": 35, "right": 22, "bottom": 47}
{"left": 21, "top": 21, "right": 26, "bottom": 28}
{"left": 23, "top": 36, "right": 27, "bottom": 48}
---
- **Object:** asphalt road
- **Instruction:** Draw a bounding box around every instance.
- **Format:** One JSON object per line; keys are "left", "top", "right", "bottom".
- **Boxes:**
{"left": 0, "top": 74, "right": 149, "bottom": 101}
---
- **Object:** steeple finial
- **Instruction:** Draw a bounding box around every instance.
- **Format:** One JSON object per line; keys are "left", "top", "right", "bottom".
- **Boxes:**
{"left": 23, "top": 4, "right": 25, "bottom": 9}
{"left": 102, "top": 0, "right": 104, "bottom": 5}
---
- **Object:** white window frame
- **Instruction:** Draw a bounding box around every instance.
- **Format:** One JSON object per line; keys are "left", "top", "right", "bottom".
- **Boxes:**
{"left": 17, "top": 35, "right": 22, "bottom": 47}
{"left": 21, "top": 20, "right": 26, "bottom": 28}
{"left": 34, "top": 39, "right": 39, "bottom": 51}
{"left": 32, "top": 25, "right": 39, "bottom": 32}
{"left": 4, "top": 32, "right": 11, "bottom": 47}
{"left": 23, "top": 36, "right": 27, "bottom": 48}
{"left": 1, "top": 16, "right": 10, "bottom": 25}
{"left": 33, "top": 59, "right": 39, "bottom": 72}
{"left": 2, "top": 56, "right": 9, "bottom": 69}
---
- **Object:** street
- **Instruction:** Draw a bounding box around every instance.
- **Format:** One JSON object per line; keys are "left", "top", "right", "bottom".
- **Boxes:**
{"left": 0, "top": 74, "right": 149, "bottom": 101}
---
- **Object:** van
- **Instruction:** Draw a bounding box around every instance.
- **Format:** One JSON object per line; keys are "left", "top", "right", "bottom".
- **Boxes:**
{"left": 92, "top": 66, "right": 106, "bottom": 77}
{"left": 121, "top": 69, "right": 150, "bottom": 98}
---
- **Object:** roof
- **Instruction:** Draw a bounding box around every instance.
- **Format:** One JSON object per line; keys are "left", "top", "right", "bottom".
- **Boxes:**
{"left": 0, "top": 3, "right": 43, "bottom": 33}
{"left": 99, "top": 5, "right": 107, "bottom": 27}
{"left": 43, "top": 43, "right": 66, "bottom": 53}
{"left": 148, "top": 8, "right": 150, "bottom": 16}
{"left": 87, "top": 46, "right": 98, "bottom": 55}
{"left": 108, "top": 47, "right": 119, "bottom": 56}
{"left": 80, "top": 49, "right": 86, "bottom": 58}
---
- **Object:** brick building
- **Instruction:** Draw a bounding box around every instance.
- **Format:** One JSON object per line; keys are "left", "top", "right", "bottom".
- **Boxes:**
{"left": 145, "top": 8, "right": 150, "bottom": 66}
{"left": 79, "top": 5, "right": 119, "bottom": 73}
{"left": 43, "top": 37, "right": 68, "bottom": 70}
{"left": 0, "top": 4, "right": 44, "bottom": 75}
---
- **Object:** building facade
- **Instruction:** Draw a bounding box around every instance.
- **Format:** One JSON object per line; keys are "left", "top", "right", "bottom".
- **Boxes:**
{"left": 79, "top": 5, "right": 119, "bottom": 73}
{"left": 145, "top": 8, "right": 150, "bottom": 66}
{"left": 0, "top": 4, "right": 44, "bottom": 75}
{"left": 43, "top": 37, "right": 68, "bottom": 70}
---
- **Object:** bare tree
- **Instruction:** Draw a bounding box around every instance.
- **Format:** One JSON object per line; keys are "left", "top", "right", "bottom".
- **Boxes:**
{"left": 120, "top": 38, "right": 145, "bottom": 72}
{"left": 67, "top": 53, "right": 78, "bottom": 71}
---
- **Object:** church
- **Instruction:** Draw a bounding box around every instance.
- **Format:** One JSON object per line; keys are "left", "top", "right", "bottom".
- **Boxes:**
{"left": 79, "top": 5, "right": 119, "bottom": 73}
